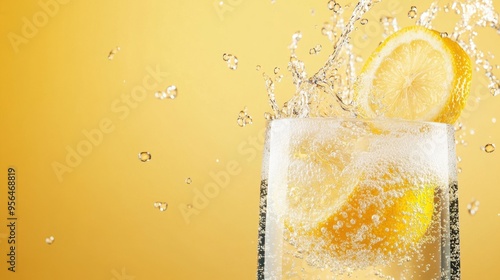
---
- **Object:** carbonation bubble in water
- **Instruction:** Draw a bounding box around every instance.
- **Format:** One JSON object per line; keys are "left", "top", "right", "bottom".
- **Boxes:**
{"left": 185, "top": 177, "right": 192, "bottom": 184}
{"left": 138, "top": 152, "right": 152, "bottom": 162}
{"left": 274, "top": 67, "right": 280, "bottom": 74}
{"left": 155, "top": 91, "right": 167, "bottom": 100}
{"left": 166, "top": 85, "right": 178, "bottom": 99}
{"left": 360, "top": 18, "right": 368, "bottom": 25}
{"left": 45, "top": 236, "right": 55, "bottom": 245}
{"left": 483, "top": 143, "right": 496, "bottom": 153}
{"left": 492, "top": 118, "right": 497, "bottom": 124}
{"left": 467, "top": 199, "right": 480, "bottom": 215}
{"left": 256, "top": 65, "right": 261, "bottom": 71}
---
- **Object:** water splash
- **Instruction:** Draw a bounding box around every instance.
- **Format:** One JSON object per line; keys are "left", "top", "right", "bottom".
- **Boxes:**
{"left": 263, "top": 0, "right": 500, "bottom": 119}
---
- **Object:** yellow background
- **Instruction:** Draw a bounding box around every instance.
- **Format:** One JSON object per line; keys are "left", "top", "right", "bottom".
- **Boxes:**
{"left": 0, "top": 0, "right": 499, "bottom": 279}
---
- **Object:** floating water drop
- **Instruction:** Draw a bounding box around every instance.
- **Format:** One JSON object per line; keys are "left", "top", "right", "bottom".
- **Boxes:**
{"left": 467, "top": 199, "right": 480, "bottom": 215}
{"left": 360, "top": 18, "right": 368, "bottom": 25}
{"left": 224, "top": 54, "right": 239, "bottom": 70}
{"left": 482, "top": 143, "right": 496, "bottom": 153}
{"left": 237, "top": 107, "right": 253, "bottom": 127}
{"left": 166, "top": 85, "right": 178, "bottom": 99}
{"left": 45, "top": 236, "right": 55, "bottom": 245}
{"left": 327, "top": 0, "right": 341, "bottom": 13}
{"left": 108, "top": 46, "right": 121, "bottom": 60}
{"left": 154, "top": 91, "right": 167, "bottom": 100}
{"left": 408, "top": 6, "right": 418, "bottom": 19}
{"left": 154, "top": 201, "right": 168, "bottom": 212}
{"left": 185, "top": 177, "right": 192, "bottom": 184}
{"left": 138, "top": 152, "right": 152, "bottom": 162}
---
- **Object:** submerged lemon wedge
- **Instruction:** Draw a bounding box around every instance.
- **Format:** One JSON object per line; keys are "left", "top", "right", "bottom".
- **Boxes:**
{"left": 355, "top": 25, "right": 472, "bottom": 124}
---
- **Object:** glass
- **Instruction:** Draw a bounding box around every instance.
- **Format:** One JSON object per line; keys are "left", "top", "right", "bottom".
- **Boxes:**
{"left": 257, "top": 118, "right": 460, "bottom": 279}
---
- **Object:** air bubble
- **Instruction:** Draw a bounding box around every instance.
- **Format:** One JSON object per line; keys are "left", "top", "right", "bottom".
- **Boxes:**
{"left": 138, "top": 152, "right": 152, "bottom": 162}
{"left": 256, "top": 65, "right": 261, "bottom": 71}
{"left": 274, "top": 67, "right": 280, "bottom": 74}
{"left": 492, "top": 118, "right": 497, "bottom": 124}
{"left": 45, "top": 236, "right": 55, "bottom": 245}
{"left": 166, "top": 85, "right": 178, "bottom": 99}
{"left": 360, "top": 18, "right": 368, "bottom": 25}
{"left": 185, "top": 177, "right": 192, "bottom": 184}
{"left": 441, "top": 32, "right": 449, "bottom": 38}
{"left": 482, "top": 143, "right": 496, "bottom": 153}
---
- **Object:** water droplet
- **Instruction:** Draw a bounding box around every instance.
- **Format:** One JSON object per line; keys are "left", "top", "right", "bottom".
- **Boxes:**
{"left": 408, "top": 6, "right": 418, "bottom": 19}
{"left": 360, "top": 18, "right": 368, "bottom": 25}
{"left": 256, "top": 65, "right": 261, "bottom": 71}
{"left": 108, "top": 46, "right": 121, "bottom": 60}
{"left": 237, "top": 107, "right": 253, "bottom": 127}
{"left": 327, "top": 0, "right": 341, "bottom": 13}
{"left": 45, "top": 236, "right": 55, "bottom": 245}
{"left": 482, "top": 143, "right": 496, "bottom": 153}
{"left": 154, "top": 201, "right": 168, "bottom": 212}
{"left": 166, "top": 85, "right": 178, "bottom": 99}
{"left": 154, "top": 91, "right": 167, "bottom": 100}
{"left": 457, "top": 167, "right": 462, "bottom": 173}
{"left": 274, "top": 67, "right": 280, "bottom": 74}
{"left": 225, "top": 54, "right": 239, "bottom": 70}
{"left": 467, "top": 199, "right": 480, "bottom": 215}
{"left": 138, "top": 152, "right": 152, "bottom": 162}
{"left": 185, "top": 177, "right": 192, "bottom": 184}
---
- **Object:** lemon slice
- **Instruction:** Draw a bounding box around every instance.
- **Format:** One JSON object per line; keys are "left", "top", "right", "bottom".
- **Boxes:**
{"left": 314, "top": 164, "right": 436, "bottom": 264}
{"left": 355, "top": 26, "right": 472, "bottom": 124}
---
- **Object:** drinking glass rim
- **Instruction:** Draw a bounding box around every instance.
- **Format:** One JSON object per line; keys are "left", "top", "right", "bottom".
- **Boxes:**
{"left": 267, "top": 117, "right": 454, "bottom": 129}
